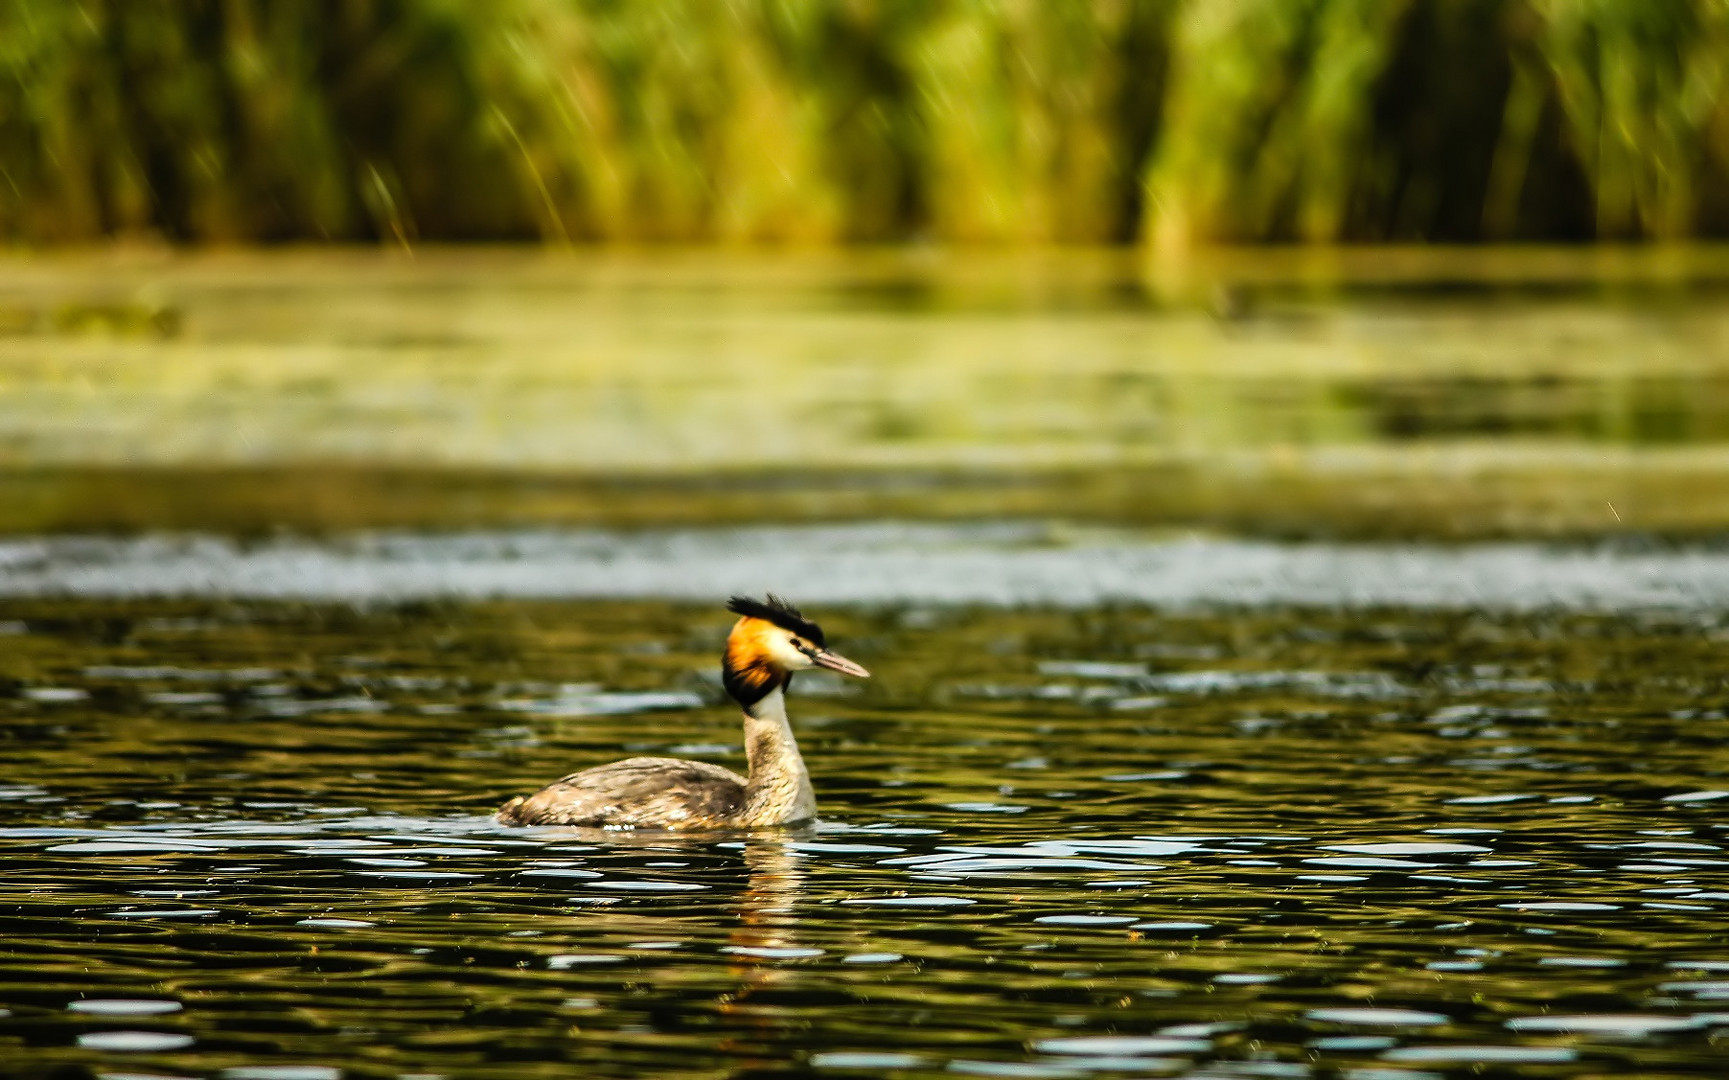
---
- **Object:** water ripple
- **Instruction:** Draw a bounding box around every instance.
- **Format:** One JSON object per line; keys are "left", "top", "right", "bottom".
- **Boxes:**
{"left": 4, "top": 598, "right": 1729, "bottom": 1078}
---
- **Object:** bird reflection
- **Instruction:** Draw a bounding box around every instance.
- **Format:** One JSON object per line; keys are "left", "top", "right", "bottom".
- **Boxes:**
{"left": 736, "top": 835, "right": 805, "bottom": 937}
{"left": 714, "top": 836, "right": 810, "bottom": 1065}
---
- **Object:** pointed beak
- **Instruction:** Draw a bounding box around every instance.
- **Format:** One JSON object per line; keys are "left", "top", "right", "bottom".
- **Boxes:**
{"left": 812, "top": 649, "right": 870, "bottom": 678}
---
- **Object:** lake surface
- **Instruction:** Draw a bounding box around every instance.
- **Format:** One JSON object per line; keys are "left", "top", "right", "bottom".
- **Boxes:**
{"left": 5, "top": 580, "right": 1729, "bottom": 1079}
{"left": 4, "top": 246, "right": 1729, "bottom": 538}
{"left": 5, "top": 247, "right": 1729, "bottom": 1076}
{"left": 4, "top": 523, "right": 1729, "bottom": 610}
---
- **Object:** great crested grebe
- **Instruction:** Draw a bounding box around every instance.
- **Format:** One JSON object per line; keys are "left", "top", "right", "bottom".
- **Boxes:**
{"left": 496, "top": 595, "right": 869, "bottom": 829}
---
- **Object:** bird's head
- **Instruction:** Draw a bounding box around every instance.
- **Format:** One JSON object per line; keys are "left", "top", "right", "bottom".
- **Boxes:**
{"left": 722, "top": 594, "right": 869, "bottom": 709}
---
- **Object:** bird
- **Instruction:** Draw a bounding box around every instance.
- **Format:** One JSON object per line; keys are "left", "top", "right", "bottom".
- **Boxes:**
{"left": 495, "top": 595, "right": 869, "bottom": 829}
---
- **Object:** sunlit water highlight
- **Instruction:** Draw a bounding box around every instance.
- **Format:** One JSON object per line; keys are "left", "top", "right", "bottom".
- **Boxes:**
{"left": 3, "top": 592, "right": 1729, "bottom": 1078}
{"left": 3, "top": 525, "right": 1729, "bottom": 610}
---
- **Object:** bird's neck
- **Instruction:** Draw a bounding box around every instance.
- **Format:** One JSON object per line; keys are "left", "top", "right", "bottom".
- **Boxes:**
{"left": 740, "top": 685, "right": 816, "bottom": 826}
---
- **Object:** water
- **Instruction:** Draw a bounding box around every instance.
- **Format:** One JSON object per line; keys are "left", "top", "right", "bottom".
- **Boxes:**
{"left": 8, "top": 248, "right": 1729, "bottom": 539}
{"left": 5, "top": 590, "right": 1729, "bottom": 1078}
{"left": 4, "top": 525, "right": 1729, "bottom": 610}
{"left": 7, "top": 248, "right": 1729, "bottom": 1077}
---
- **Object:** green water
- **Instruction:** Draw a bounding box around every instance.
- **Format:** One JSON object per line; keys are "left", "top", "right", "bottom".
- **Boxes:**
{"left": 4, "top": 598, "right": 1729, "bottom": 1079}
{"left": 4, "top": 248, "right": 1729, "bottom": 1077}
{"left": 4, "top": 247, "right": 1729, "bottom": 538}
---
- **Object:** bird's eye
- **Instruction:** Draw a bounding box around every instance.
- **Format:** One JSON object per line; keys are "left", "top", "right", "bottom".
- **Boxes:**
{"left": 791, "top": 638, "right": 816, "bottom": 657}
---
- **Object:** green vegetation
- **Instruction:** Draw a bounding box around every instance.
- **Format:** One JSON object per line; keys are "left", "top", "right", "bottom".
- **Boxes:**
{"left": 3, "top": 0, "right": 1728, "bottom": 245}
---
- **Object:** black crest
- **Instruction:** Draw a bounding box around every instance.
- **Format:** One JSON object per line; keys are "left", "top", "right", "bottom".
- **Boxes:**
{"left": 727, "top": 593, "right": 826, "bottom": 647}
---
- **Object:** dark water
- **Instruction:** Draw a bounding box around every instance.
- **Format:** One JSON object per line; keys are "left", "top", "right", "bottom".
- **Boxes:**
{"left": 4, "top": 595, "right": 1729, "bottom": 1079}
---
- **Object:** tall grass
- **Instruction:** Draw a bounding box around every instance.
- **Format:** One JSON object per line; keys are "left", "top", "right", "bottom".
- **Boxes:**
{"left": 2, "top": 0, "right": 1727, "bottom": 245}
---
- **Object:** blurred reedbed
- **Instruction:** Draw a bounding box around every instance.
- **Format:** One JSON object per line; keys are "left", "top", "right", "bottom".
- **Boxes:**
{"left": 4, "top": 0, "right": 1729, "bottom": 247}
